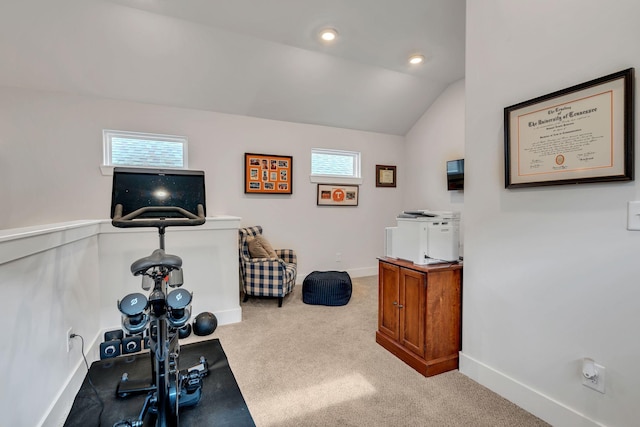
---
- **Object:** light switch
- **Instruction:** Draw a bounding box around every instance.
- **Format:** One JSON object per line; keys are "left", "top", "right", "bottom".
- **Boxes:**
{"left": 627, "top": 201, "right": 640, "bottom": 230}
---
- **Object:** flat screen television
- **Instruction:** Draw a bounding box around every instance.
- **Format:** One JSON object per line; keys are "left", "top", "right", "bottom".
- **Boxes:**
{"left": 111, "top": 167, "right": 206, "bottom": 219}
{"left": 447, "top": 159, "right": 464, "bottom": 191}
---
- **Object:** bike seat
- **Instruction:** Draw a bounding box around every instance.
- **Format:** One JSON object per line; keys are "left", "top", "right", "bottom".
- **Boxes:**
{"left": 131, "top": 249, "right": 183, "bottom": 275}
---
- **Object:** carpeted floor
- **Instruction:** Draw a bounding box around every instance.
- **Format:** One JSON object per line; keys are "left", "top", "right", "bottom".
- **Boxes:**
{"left": 212, "top": 275, "right": 551, "bottom": 427}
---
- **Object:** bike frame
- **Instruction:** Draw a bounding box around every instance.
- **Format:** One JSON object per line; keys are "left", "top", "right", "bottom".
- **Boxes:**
{"left": 112, "top": 203, "right": 206, "bottom": 427}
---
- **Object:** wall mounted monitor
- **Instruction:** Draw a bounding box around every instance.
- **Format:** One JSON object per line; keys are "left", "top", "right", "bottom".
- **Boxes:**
{"left": 447, "top": 159, "right": 464, "bottom": 191}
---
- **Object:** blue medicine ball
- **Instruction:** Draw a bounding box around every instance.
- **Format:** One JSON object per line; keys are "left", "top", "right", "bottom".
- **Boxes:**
{"left": 193, "top": 312, "right": 217, "bottom": 336}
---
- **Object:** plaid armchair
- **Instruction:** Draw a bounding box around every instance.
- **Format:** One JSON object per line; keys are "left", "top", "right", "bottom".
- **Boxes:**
{"left": 238, "top": 226, "right": 297, "bottom": 307}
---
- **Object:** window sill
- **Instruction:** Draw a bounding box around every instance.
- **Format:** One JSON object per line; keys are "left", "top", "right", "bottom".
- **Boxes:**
{"left": 309, "top": 175, "right": 363, "bottom": 185}
{"left": 100, "top": 165, "right": 114, "bottom": 176}
{"left": 100, "top": 165, "right": 187, "bottom": 176}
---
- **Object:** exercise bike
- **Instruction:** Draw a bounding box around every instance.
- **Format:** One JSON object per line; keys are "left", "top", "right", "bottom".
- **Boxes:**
{"left": 109, "top": 167, "right": 209, "bottom": 427}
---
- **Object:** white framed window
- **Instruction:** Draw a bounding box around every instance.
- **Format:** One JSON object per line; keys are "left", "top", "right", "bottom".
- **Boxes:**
{"left": 310, "top": 148, "right": 362, "bottom": 184}
{"left": 101, "top": 130, "right": 188, "bottom": 175}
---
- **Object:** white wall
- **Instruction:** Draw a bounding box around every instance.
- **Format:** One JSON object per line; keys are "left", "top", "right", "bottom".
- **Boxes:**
{"left": 404, "top": 79, "right": 465, "bottom": 252}
{"left": 462, "top": 1, "right": 640, "bottom": 426}
{"left": 0, "top": 222, "right": 102, "bottom": 427}
{"left": 0, "top": 86, "right": 403, "bottom": 277}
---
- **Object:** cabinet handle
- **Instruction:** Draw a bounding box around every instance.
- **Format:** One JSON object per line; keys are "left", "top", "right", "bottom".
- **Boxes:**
{"left": 392, "top": 301, "right": 398, "bottom": 306}
{"left": 398, "top": 304, "right": 404, "bottom": 308}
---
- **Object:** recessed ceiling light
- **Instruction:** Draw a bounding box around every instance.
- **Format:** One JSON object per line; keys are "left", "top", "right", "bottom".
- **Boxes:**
{"left": 408, "top": 54, "right": 425, "bottom": 65}
{"left": 319, "top": 28, "right": 338, "bottom": 42}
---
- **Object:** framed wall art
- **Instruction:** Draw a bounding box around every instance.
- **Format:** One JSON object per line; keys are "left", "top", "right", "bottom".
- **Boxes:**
{"left": 317, "top": 184, "right": 359, "bottom": 206}
{"left": 244, "top": 153, "right": 293, "bottom": 194}
{"left": 376, "top": 165, "right": 397, "bottom": 187}
{"left": 504, "top": 68, "right": 634, "bottom": 188}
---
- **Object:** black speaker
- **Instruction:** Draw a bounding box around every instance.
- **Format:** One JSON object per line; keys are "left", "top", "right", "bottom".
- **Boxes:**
{"left": 104, "top": 329, "right": 124, "bottom": 342}
{"left": 122, "top": 336, "right": 142, "bottom": 354}
{"left": 100, "top": 340, "right": 121, "bottom": 359}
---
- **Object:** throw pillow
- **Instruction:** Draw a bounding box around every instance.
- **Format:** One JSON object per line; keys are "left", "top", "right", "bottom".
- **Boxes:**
{"left": 247, "top": 235, "right": 278, "bottom": 259}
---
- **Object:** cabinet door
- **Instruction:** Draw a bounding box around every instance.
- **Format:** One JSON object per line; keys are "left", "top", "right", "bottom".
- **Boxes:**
{"left": 399, "top": 267, "right": 426, "bottom": 358}
{"left": 378, "top": 261, "right": 399, "bottom": 341}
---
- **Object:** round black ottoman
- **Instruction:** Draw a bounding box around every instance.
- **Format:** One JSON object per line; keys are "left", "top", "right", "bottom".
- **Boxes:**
{"left": 302, "top": 271, "right": 352, "bottom": 306}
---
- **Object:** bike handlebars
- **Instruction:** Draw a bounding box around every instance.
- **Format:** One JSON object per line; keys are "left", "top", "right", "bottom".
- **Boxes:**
{"left": 112, "top": 204, "right": 206, "bottom": 229}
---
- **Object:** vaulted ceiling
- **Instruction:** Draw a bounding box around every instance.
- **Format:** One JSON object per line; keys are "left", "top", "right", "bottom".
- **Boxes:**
{"left": 0, "top": 0, "right": 465, "bottom": 136}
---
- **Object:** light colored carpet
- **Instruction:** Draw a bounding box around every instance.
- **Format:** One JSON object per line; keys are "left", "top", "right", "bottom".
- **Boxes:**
{"left": 212, "top": 276, "right": 550, "bottom": 427}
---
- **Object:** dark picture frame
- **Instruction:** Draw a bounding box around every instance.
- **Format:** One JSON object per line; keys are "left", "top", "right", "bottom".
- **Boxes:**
{"left": 376, "top": 165, "right": 397, "bottom": 187}
{"left": 504, "top": 68, "right": 634, "bottom": 188}
{"left": 317, "top": 184, "right": 359, "bottom": 206}
{"left": 244, "top": 153, "right": 293, "bottom": 194}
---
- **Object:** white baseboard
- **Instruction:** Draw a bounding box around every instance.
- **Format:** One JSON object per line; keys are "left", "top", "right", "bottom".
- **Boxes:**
{"left": 210, "top": 307, "right": 242, "bottom": 325}
{"left": 296, "top": 265, "right": 377, "bottom": 284}
{"left": 459, "top": 352, "right": 606, "bottom": 427}
{"left": 40, "top": 361, "right": 87, "bottom": 427}
{"left": 41, "top": 332, "right": 101, "bottom": 427}
{"left": 347, "top": 266, "right": 378, "bottom": 278}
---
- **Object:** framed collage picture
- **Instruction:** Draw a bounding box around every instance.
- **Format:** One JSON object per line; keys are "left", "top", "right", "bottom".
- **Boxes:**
{"left": 317, "top": 184, "right": 359, "bottom": 206}
{"left": 244, "top": 153, "right": 293, "bottom": 194}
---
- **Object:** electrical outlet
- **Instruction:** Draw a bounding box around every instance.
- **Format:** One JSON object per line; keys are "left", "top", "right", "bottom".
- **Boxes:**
{"left": 66, "top": 327, "right": 74, "bottom": 353}
{"left": 582, "top": 361, "right": 606, "bottom": 393}
{"left": 628, "top": 201, "right": 640, "bottom": 230}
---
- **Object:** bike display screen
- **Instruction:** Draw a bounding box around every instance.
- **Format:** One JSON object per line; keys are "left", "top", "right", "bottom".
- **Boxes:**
{"left": 111, "top": 167, "right": 206, "bottom": 218}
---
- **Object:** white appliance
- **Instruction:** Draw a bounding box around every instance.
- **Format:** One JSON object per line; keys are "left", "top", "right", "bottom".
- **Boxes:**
{"left": 385, "top": 211, "right": 460, "bottom": 264}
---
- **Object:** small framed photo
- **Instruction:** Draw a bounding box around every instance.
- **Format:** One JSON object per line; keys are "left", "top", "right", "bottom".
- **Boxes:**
{"left": 317, "top": 184, "right": 359, "bottom": 206}
{"left": 376, "top": 165, "right": 396, "bottom": 187}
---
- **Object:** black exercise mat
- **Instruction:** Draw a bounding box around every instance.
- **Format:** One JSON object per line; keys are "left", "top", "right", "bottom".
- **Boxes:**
{"left": 64, "top": 339, "right": 255, "bottom": 427}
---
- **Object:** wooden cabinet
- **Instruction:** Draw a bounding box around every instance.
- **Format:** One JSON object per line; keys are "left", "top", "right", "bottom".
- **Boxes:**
{"left": 376, "top": 257, "right": 462, "bottom": 377}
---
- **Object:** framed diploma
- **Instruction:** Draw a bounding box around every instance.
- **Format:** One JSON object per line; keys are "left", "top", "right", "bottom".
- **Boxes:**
{"left": 504, "top": 68, "right": 634, "bottom": 188}
{"left": 376, "top": 165, "right": 397, "bottom": 187}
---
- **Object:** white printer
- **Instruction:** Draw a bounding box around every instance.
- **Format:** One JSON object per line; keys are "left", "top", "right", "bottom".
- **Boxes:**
{"left": 385, "top": 210, "right": 460, "bottom": 265}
